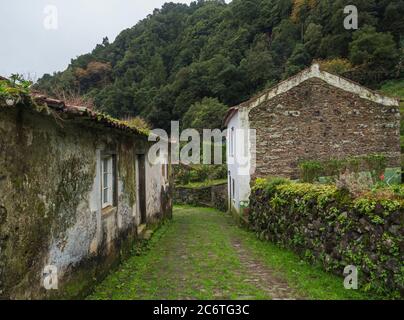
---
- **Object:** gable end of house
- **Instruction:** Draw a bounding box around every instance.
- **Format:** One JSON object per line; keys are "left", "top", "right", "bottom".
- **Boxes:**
{"left": 243, "top": 64, "right": 399, "bottom": 115}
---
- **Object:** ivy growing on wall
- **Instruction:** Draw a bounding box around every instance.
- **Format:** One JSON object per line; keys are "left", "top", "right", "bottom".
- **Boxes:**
{"left": 249, "top": 177, "right": 404, "bottom": 298}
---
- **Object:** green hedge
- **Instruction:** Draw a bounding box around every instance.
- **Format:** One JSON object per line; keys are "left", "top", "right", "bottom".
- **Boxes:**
{"left": 249, "top": 178, "right": 404, "bottom": 298}
{"left": 174, "top": 164, "right": 227, "bottom": 186}
{"left": 299, "top": 154, "right": 388, "bottom": 183}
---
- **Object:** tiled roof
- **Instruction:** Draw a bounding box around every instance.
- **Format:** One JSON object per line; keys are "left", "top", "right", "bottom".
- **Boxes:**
{"left": 223, "top": 106, "right": 239, "bottom": 127}
{"left": 33, "top": 93, "right": 149, "bottom": 137}
{"left": 1, "top": 75, "right": 149, "bottom": 136}
{"left": 0, "top": 87, "right": 149, "bottom": 137}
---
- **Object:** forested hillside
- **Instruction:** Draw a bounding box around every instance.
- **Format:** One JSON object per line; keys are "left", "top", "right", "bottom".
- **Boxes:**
{"left": 35, "top": 0, "right": 404, "bottom": 130}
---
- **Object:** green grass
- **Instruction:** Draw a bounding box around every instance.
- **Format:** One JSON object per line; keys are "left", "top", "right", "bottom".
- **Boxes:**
{"left": 176, "top": 179, "right": 227, "bottom": 189}
{"left": 87, "top": 206, "right": 382, "bottom": 300}
{"left": 380, "top": 79, "right": 404, "bottom": 100}
{"left": 231, "top": 227, "right": 382, "bottom": 300}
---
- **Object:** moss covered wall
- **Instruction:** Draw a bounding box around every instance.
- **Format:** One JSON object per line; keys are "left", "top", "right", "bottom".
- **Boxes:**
{"left": 249, "top": 180, "right": 403, "bottom": 297}
{"left": 174, "top": 183, "right": 228, "bottom": 212}
{"left": 0, "top": 106, "right": 172, "bottom": 299}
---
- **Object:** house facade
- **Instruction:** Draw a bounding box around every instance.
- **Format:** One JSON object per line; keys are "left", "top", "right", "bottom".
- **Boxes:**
{"left": 225, "top": 64, "right": 401, "bottom": 215}
{"left": 0, "top": 93, "right": 172, "bottom": 299}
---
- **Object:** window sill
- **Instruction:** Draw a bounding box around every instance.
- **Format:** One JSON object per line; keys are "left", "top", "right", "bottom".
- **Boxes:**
{"left": 102, "top": 206, "right": 117, "bottom": 218}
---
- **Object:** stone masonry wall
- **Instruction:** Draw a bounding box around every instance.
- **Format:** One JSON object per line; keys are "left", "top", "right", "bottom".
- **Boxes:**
{"left": 174, "top": 183, "right": 228, "bottom": 212}
{"left": 249, "top": 182, "right": 404, "bottom": 297}
{"left": 249, "top": 78, "right": 401, "bottom": 180}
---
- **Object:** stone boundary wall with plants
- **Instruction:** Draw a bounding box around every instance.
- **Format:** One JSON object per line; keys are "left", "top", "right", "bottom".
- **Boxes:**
{"left": 174, "top": 183, "right": 228, "bottom": 212}
{"left": 249, "top": 178, "right": 403, "bottom": 297}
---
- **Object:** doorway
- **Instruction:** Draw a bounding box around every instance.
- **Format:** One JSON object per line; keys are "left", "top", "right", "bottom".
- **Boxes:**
{"left": 137, "top": 154, "right": 147, "bottom": 224}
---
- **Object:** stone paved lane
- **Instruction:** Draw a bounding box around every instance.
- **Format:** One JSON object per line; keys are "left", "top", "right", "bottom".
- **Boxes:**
{"left": 88, "top": 206, "right": 301, "bottom": 300}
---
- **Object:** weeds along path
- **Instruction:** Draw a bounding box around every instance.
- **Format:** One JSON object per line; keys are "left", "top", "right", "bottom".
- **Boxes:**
{"left": 88, "top": 206, "right": 374, "bottom": 300}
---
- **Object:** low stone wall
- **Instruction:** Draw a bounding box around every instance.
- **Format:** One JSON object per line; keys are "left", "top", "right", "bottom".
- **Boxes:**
{"left": 249, "top": 180, "right": 403, "bottom": 297}
{"left": 174, "top": 183, "right": 228, "bottom": 212}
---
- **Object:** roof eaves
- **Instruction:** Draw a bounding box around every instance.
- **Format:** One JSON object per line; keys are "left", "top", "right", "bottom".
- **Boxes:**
{"left": 30, "top": 93, "right": 149, "bottom": 137}
{"left": 223, "top": 106, "right": 239, "bottom": 128}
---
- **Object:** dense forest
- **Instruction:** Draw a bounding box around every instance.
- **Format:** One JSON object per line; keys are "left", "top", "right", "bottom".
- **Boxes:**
{"left": 35, "top": 0, "right": 404, "bottom": 130}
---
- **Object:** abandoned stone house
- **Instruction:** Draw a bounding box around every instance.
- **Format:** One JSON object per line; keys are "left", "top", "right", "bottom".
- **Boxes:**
{"left": 0, "top": 93, "right": 172, "bottom": 299}
{"left": 225, "top": 64, "right": 401, "bottom": 215}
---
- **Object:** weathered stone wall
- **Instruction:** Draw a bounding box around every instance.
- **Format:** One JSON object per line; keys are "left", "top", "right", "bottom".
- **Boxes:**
{"left": 249, "top": 181, "right": 403, "bottom": 297}
{"left": 146, "top": 159, "right": 172, "bottom": 224}
{"left": 0, "top": 106, "right": 171, "bottom": 299}
{"left": 211, "top": 184, "right": 228, "bottom": 212}
{"left": 174, "top": 183, "right": 228, "bottom": 212}
{"left": 249, "top": 78, "right": 401, "bottom": 180}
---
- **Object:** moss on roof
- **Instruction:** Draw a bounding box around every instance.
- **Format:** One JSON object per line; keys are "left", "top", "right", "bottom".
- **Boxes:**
{"left": 0, "top": 76, "right": 150, "bottom": 137}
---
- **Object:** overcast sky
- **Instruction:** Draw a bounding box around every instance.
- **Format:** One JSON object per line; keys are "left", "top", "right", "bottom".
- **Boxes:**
{"left": 0, "top": 0, "right": 194, "bottom": 79}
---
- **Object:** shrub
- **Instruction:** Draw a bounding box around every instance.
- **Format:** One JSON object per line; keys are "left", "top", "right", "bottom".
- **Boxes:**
{"left": 121, "top": 117, "right": 151, "bottom": 132}
{"left": 0, "top": 74, "right": 32, "bottom": 103}
{"left": 299, "top": 160, "right": 324, "bottom": 182}
{"left": 318, "top": 58, "right": 353, "bottom": 75}
{"left": 262, "top": 176, "right": 291, "bottom": 197}
{"left": 299, "top": 154, "right": 389, "bottom": 183}
{"left": 174, "top": 164, "right": 227, "bottom": 186}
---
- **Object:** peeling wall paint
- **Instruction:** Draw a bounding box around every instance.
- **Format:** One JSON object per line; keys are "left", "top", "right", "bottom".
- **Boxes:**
{"left": 0, "top": 106, "right": 172, "bottom": 299}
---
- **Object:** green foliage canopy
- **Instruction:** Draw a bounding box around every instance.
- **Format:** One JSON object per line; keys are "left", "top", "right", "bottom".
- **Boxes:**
{"left": 35, "top": 0, "right": 403, "bottom": 129}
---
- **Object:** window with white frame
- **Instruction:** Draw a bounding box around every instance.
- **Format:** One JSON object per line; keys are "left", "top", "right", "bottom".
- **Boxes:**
{"left": 230, "top": 127, "right": 235, "bottom": 157}
{"left": 101, "top": 155, "right": 115, "bottom": 208}
{"left": 232, "top": 178, "right": 235, "bottom": 201}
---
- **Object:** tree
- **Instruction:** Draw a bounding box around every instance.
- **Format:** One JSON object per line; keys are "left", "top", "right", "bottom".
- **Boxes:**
{"left": 304, "top": 23, "right": 322, "bottom": 58}
{"left": 381, "top": 0, "right": 404, "bottom": 42}
{"left": 349, "top": 26, "right": 399, "bottom": 73}
{"left": 284, "top": 44, "right": 311, "bottom": 77}
{"left": 240, "top": 35, "right": 279, "bottom": 95}
{"left": 270, "top": 19, "right": 300, "bottom": 66}
{"left": 34, "top": 0, "right": 403, "bottom": 128}
{"left": 182, "top": 97, "right": 228, "bottom": 131}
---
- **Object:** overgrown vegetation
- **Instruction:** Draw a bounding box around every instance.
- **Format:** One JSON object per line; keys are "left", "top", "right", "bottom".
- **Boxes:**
{"left": 174, "top": 163, "right": 227, "bottom": 186}
{"left": 35, "top": 0, "right": 404, "bottom": 130}
{"left": 298, "top": 154, "right": 393, "bottom": 183}
{"left": 250, "top": 177, "right": 404, "bottom": 298}
{"left": 0, "top": 74, "right": 32, "bottom": 104}
{"left": 182, "top": 97, "right": 228, "bottom": 131}
{"left": 121, "top": 116, "right": 151, "bottom": 132}
{"left": 176, "top": 179, "right": 227, "bottom": 189}
{"left": 88, "top": 206, "right": 379, "bottom": 300}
